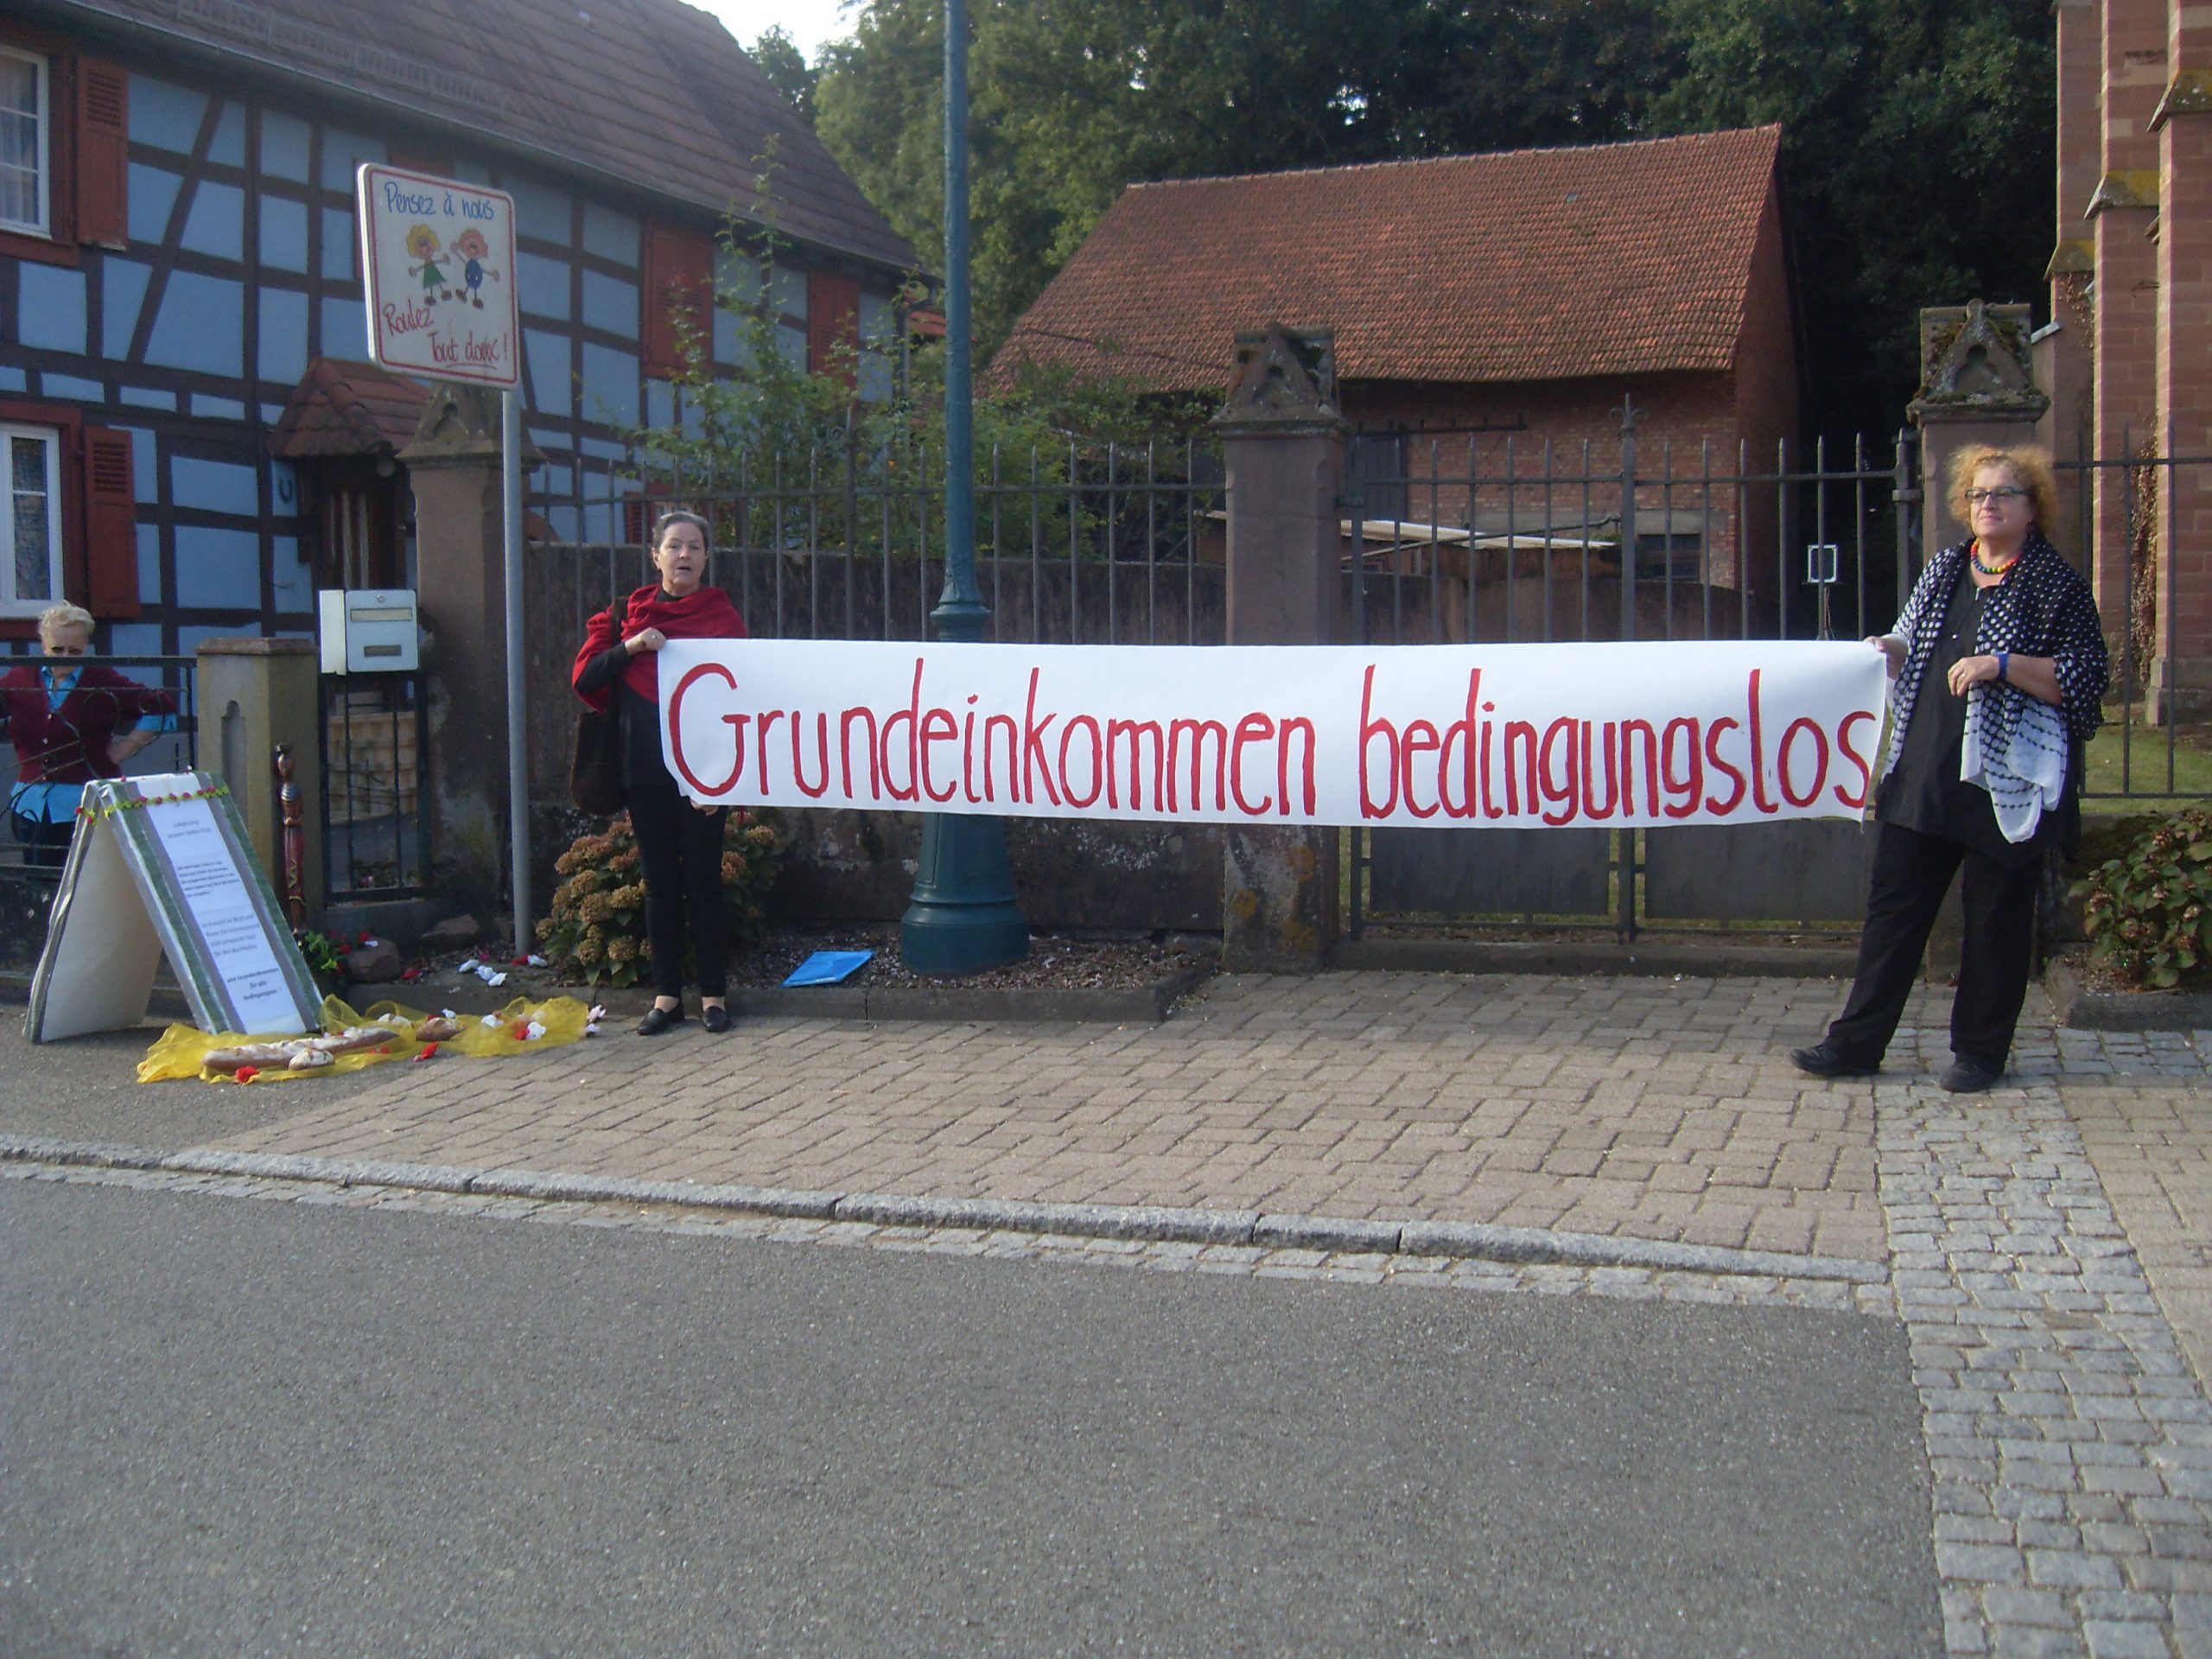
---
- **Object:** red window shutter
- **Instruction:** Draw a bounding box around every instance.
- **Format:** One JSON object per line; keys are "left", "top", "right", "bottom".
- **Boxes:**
{"left": 805, "top": 270, "right": 861, "bottom": 385}
{"left": 73, "top": 59, "right": 129, "bottom": 250}
{"left": 640, "top": 221, "right": 714, "bottom": 378}
{"left": 79, "top": 428, "right": 139, "bottom": 618}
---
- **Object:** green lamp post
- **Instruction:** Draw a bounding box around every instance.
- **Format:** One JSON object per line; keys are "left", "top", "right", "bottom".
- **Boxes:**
{"left": 899, "top": 0, "right": 1029, "bottom": 974}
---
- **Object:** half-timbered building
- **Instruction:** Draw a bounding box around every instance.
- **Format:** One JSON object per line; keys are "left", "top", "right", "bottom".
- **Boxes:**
{"left": 2, "top": 0, "right": 914, "bottom": 657}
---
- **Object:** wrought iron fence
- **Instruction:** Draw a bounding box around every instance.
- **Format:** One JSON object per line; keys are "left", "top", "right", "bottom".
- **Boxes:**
{"left": 529, "top": 434, "right": 1226, "bottom": 649}
{"left": 1342, "top": 409, "right": 1916, "bottom": 649}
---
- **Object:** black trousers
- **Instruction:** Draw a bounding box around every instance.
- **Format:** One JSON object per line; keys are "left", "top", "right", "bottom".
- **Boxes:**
{"left": 626, "top": 785, "right": 728, "bottom": 1000}
{"left": 1824, "top": 820, "right": 2041, "bottom": 1068}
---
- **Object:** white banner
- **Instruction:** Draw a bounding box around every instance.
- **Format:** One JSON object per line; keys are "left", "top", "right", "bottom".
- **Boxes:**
{"left": 656, "top": 639, "right": 1888, "bottom": 830}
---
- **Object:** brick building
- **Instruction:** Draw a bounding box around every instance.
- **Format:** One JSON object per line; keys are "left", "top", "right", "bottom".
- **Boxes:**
{"left": 2043, "top": 0, "right": 2212, "bottom": 709}
{"left": 995, "top": 127, "right": 1799, "bottom": 632}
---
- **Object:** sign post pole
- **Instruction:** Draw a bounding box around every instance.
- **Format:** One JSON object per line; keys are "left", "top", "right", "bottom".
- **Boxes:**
{"left": 502, "top": 389, "right": 529, "bottom": 957}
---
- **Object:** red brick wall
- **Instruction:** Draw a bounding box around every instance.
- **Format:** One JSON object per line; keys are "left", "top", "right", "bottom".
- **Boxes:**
{"left": 2093, "top": 0, "right": 2164, "bottom": 631}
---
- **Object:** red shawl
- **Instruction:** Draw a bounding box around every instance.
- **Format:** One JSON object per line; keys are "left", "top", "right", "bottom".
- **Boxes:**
{"left": 572, "top": 584, "right": 747, "bottom": 711}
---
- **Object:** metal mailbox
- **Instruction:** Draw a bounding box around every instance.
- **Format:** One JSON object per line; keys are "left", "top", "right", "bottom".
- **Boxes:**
{"left": 318, "top": 588, "right": 419, "bottom": 675}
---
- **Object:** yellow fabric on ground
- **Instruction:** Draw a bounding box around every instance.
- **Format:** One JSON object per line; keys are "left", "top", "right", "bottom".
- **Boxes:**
{"left": 136, "top": 995, "right": 595, "bottom": 1084}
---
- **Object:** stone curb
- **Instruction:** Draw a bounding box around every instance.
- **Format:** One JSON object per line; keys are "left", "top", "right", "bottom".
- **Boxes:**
{"left": 0, "top": 1133, "right": 1887, "bottom": 1284}
{"left": 2045, "top": 956, "right": 2212, "bottom": 1032}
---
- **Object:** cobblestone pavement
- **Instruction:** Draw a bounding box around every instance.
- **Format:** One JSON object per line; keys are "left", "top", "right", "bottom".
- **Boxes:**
{"left": 219, "top": 972, "right": 1894, "bottom": 1261}
{"left": 48, "top": 969, "right": 2212, "bottom": 1656}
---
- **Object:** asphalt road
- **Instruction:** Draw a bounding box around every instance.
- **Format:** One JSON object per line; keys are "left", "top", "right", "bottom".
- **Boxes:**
{"left": 0, "top": 1177, "right": 1938, "bottom": 1657}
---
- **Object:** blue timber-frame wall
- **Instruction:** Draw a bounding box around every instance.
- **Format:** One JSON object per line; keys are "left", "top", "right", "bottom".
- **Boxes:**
{"left": 0, "top": 14, "right": 904, "bottom": 657}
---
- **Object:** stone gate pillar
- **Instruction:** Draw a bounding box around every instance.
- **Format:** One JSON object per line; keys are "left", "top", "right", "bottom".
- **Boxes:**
{"left": 1909, "top": 302, "right": 2052, "bottom": 567}
{"left": 1214, "top": 324, "right": 1344, "bottom": 974}
{"left": 397, "top": 384, "right": 538, "bottom": 923}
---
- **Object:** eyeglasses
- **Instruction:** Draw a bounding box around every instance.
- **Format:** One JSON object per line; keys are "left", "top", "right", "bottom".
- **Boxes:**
{"left": 1965, "top": 487, "right": 2027, "bottom": 506}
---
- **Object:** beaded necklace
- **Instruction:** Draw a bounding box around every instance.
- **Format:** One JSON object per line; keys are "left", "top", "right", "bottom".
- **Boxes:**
{"left": 1968, "top": 539, "right": 2019, "bottom": 580}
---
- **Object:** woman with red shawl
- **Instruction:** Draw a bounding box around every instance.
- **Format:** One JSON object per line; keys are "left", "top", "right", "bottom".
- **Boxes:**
{"left": 572, "top": 512, "right": 747, "bottom": 1034}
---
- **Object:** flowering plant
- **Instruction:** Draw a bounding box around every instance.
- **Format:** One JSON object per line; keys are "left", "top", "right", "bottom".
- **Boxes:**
{"left": 2076, "top": 805, "right": 2212, "bottom": 989}
{"left": 536, "top": 810, "right": 781, "bottom": 988}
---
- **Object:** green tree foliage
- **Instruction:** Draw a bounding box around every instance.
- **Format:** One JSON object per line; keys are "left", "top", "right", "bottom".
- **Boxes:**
{"left": 748, "top": 25, "right": 820, "bottom": 124}
{"left": 1652, "top": 0, "right": 2056, "bottom": 442}
{"left": 807, "top": 0, "right": 2054, "bottom": 440}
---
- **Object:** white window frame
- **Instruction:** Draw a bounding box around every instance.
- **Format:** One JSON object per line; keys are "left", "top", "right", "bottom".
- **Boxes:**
{"left": 0, "top": 45, "right": 51, "bottom": 239}
{"left": 1, "top": 423, "right": 65, "bottom": 620}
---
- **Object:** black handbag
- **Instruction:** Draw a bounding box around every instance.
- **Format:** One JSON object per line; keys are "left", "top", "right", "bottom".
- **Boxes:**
{"left": 569, "top": 596, "right": 627, "bottom": 816}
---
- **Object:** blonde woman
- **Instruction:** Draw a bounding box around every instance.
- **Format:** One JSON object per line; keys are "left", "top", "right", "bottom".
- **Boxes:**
{"left": 3, "top": 604, "right": 176, "bottom": 867}
{"left": 1793, "top": 447, "right": 2107, "bottom": 1093}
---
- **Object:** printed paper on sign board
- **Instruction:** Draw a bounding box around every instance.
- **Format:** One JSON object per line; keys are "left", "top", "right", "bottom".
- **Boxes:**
{"left": 25, "top": 772, "right": 324, "bottom": 1042}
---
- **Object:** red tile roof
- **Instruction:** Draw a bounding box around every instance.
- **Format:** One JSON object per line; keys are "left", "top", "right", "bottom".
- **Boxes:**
{"left": 269, "top": 359, "right": 429, "bottom": 459}
{"left": 60, "top": 0, "right": 912, "bottom": 271}
{"left": 995, "top": 127, "right": 1783, "bottom": 393}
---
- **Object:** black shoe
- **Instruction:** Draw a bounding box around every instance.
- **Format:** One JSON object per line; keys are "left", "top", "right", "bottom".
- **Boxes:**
{"left": 637, "top": 1004, "right": 685, "bottom": 1036}
{"left": 702, "top": 1004, "right": 730, "bottom": 1034}
{"left": 1940, "top": 1056, "right": 2004, "bottom": 1093}
{"left": 1790, "top": 1042, "right": 1879, "bottom": 1078}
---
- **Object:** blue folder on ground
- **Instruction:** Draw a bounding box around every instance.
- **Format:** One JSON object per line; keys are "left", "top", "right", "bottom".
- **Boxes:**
{"left": 783, "top": 950, "right": 874, "bottom": 988}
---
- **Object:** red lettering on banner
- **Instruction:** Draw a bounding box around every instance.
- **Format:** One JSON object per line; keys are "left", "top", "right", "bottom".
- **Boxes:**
{"left": 1358, "top": 667, "right": 1397, "bottom": 819}
{"left": 1834, "top": 710, "right": 1877, "bottom": 809}
{"left": 1661, "top": 717, "right": 1703, "bottom": 819}
{"left": 1580, "top": 721, "right": 1619, "bottom": 818}
{"left": 1022, "top": 669, "right": 1060, "bottom": 807}
{"left": 1439, "top": 671, "right": 1480, "bottom": 820}
{"left": 919, "top": 707, "right": 959, "bottom": 804}
{"left": 1620, "top": 720, "right": 1660, "bottom": 817}
{"left": 1538, "top": 716, "right": 1579, "bottom": 826}
{"left": 1778, "top": 716, "right": 1828, "bottom": 808}
{"left": 792, "top": 712, "right": 831, "bottom": 798}
{"left": 1503, "top": 721, "right": 1539, "bottom": 816}
{"left": 758, "top": 709, "right": 785, "bottom": 793}
{"left": 1704, "top": 718, "right": 1747, "bottom": 814}
{"left": 1747, "top": 670, "right": 1778, "bottom": 814}
{"left": 1169, "top": 718, "right": 1229, "bottom": 813}
{"left": 1279, "top": 717, "right": 1317, "bottom": 816}
{"left": 963, "top": 700, "right": 982, "bottom": 804}
{"left": 1400, "top": 719, "right": 1440, "bottom": 819}
{"left": 983, "top": 714, "right": 1019, "bottom": 803}
{"left": 880, "top": 660, "right": 923, "bottom": 802}
{"left": 1232, "top": 713, "right": 1276, "bottom": 816}
{"left": 1060, "top": 715, "right": 1104, "bottom": 808}
{"left": 666, "top": 662, "right": 744, "bottom": 796}
{"left": 841, "top": 707, "right": 880, "bottom": 798}
{"left": 1479, "top": 703, "right": 1503, "bottom": 819}
{"left": 1108, "top": 717, "right": 1164, "bottom": 810}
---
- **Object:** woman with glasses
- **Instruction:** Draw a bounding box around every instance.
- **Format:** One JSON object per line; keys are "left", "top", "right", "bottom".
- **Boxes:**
{"left": 1792, "top": 446, "right": 2107, "bottom": 1093}
{"left": 3, "top": 603, "right": 177, "bottom": 868}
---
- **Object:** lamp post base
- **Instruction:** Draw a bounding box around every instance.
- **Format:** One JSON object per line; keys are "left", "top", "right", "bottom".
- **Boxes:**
{"left": 899, "top": 812, "right": 1030, "bottom": 975}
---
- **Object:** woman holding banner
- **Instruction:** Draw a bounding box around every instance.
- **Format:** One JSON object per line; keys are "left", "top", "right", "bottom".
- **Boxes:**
{"left": 1792, "top": 446, "right": 2107, "bottom": 1094}
{"left": 3, "top": 604, "right": 176, "bottom": 868}
{"left": 573, "top": 512, "right": 747, "bottom": 1036}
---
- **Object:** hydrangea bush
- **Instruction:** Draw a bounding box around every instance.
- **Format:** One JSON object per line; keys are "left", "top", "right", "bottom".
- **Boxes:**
{"left": 537, "top": 810, "right": 782, "bottom": 988}
{"left": 2075, "top": 805, "right": 2212, "bottom": 990}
